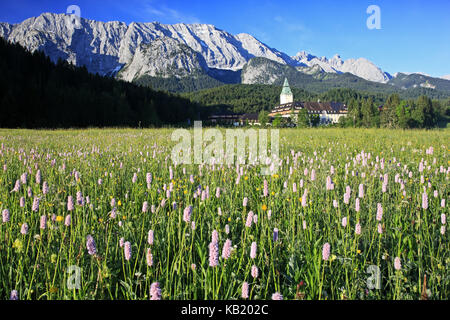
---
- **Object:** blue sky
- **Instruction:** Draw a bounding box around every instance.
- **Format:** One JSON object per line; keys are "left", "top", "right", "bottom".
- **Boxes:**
{"left": 1, "top": 0, "right": 449, "bottom": 77}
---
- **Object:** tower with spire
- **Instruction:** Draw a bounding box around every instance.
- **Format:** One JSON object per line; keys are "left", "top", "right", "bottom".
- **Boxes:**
{"left": 280, "top": 77, "right": 293, "bottom": 105}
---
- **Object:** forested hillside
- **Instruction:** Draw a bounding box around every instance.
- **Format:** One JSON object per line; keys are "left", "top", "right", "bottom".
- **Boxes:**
{"left": 184, "top": 85, "right": 449, "bottom": 128}
{"left": 134, "top": 74, "right": 225, "bottom": 93}
{"left": 183, "top": 84, "right": 317, "bottom": 114}
{"left": 0, "top": 38, "right": 448, "bottom": 129}
{"left": 184, "top": 85, "right": 389, "bottom": 114}
{"left": 0, "top": 38, "right": 203, "bottom": 128}
{"left": 239, "top": 57, "right": 450, "bottom": 100}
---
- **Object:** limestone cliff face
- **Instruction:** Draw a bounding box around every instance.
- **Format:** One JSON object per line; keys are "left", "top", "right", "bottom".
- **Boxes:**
{"left": 1, "top": 12, "right": 406, "bottom": 85}
{"left": 1, "top": 12, "right": 294, "bottom": 79}
{"left": 292, "top": 52, "right": 392, "bottom": 83}
{"left": 117, "top": 37, "right": 208, "bottom": 81}
{"left": 241, "top": 57, "right": 288, "bottom": 85}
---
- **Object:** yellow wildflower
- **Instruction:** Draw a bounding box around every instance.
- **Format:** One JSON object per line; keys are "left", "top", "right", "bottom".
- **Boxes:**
{"left": 13, "top": 239, "right": 23, "bottom": 253}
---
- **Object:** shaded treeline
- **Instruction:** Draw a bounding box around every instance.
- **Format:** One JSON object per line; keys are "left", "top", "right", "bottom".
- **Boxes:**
{"left": 0, "top": 38, "right": 205, "bottom": 128}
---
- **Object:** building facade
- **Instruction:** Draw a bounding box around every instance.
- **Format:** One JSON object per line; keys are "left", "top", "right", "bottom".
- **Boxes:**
{"left": 208, "top": 113, "right": 259, "bottom": 126}
{"left": 270, "top": 78, "right": 348, "bottom": 125}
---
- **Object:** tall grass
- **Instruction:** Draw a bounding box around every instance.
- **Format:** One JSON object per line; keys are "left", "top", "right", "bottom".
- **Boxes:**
{"left": 0, "top": 128, "right": 448, "bottom": 300}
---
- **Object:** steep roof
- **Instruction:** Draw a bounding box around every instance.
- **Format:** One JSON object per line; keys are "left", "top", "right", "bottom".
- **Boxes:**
{"left": 281, "top": 78, "right": 292, "bottom": 95}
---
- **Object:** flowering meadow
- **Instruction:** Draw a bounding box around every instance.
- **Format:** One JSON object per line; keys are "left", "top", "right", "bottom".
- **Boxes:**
{"left": 0, "top": 128, "right": 449, "bottom": 300}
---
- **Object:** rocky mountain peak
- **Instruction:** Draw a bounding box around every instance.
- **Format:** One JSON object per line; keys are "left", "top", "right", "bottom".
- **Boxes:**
{"left": 0, "top": 12, "right": 394, "bottom": 84}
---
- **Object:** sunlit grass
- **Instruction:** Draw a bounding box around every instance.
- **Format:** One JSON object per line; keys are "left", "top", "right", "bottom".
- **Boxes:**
{"left": 0, "top": 127, "right": 448, "bottom": 300}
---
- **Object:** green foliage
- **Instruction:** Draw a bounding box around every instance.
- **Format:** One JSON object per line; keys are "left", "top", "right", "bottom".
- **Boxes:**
{"left": 297, "top": 108, "right": 310, "bottom": 128}
{"left": 0, "top": 38, "right": 203, "bottom": 128}
{"left": 343, "top": 93, "right": 444, "bottom": 129}
{"left": 338, "top": 114, "right": 352, "bottom": 128}
{"left": 134, "top": 74, "right": 225, "bottom": 93}
{"left": 183, "top": 84, "right": 317, "bottom": 114}
{"left": 272, "top": 114, "right": 282, "bottom": 128}
{"left": 389, "top": 73, "right": 450, "bottom": 93}
{"left": 242, "top": 58, "right": 450, "bottom": 99}
{"left": 310, "top": 114, "right": 320, "bottom": 127}
{"left": 0, "top": 128, "right": 449, "bottom": 300}
{"left": 381, "top": 94, "right": 401, "bottom": 128}
{"left": 361, "top": 97, "right": 378, "bottom": 128}
{"left": 1, "top": 38, "right": 448, "bottom": 130}
{"left": 258, "top": 110, "right": 269, "bottom": 126}
{"left": 396, "top": 101, "right": 411, "bottom": 129}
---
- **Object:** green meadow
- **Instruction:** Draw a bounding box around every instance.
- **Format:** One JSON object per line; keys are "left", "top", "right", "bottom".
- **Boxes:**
{"left": 0, "top": 128, "right": 448, "bottom": 300}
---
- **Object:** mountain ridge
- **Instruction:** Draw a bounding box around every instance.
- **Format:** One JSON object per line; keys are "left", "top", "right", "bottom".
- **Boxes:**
{"left": 0, "top": 12, "right": 449, "bottom": 96}
{"left": 0, "top": 12, "right": 391, "bottom": 82}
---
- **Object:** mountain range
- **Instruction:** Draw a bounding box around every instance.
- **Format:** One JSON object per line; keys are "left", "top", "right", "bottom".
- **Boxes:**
{"left": 1, "top": 12, "right": 450, "bottom": 96}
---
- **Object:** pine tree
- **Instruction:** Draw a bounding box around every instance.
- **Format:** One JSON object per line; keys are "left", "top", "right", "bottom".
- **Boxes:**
{"left": 348, "top": 98, "right": 362, "bottom": 127}
{"left": 258, "top": 110, "right": 269, "bottom": 127}
{"left": 361, "top": 97, "right": 376, "bottom": 127}
{"left": 381, "top": 94, "right": 401, "bottom": 128}
{"left": 396, "top": 101, "right": 411, "bottom": 129}
{"left": 414, "top": 95, "right": 435, "bottom": 128}
{"left": 297, "top": 108, "right": 310, "bottom": 128}
{"left": 272, "top": 114, "right": 282, "bottom": 128}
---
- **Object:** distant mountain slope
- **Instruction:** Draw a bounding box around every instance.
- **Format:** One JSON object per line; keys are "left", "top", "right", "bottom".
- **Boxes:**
{"left": 1, "top": 12, "right": 449, "bottom": 96}
{"left": 240, "top": 57, "right": 450, "bottom": 99}
{"left": 389, "top": 73, "right": 450, "bottom": 92}
{"left": 0, "top": 12, "right": 393, "bottom": 85}
{"left": 292, "top": 51, "right": 392, "bottom": 83}
{"left": 241, "top": 57, "right": 312, "bottom": 85}
{"left": 0, "top": 12, "right": 293, "bottom": 76}
{"left": 117, "top": 36, "right": 209, "bottom": 81}
{"left": 116, "top": 36, "right": 228, "bottom": 92}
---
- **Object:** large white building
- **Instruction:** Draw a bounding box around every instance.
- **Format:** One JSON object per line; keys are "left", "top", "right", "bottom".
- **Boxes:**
{"left": 270, "top": 78, "right": 348, "bottom": 125}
